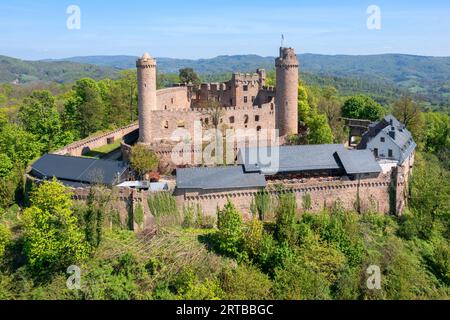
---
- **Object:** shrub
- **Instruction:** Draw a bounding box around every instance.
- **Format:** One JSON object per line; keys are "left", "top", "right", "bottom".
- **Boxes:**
{"left": 427, "top": 241, "right": 450, "bottom": 286}
{"left": 0, "top": 223, "right": 11, "bottom": 258}
{"left": 252, "top": 191, "right": 272, "bottom": 221}
{"left": 216, "top": 200, "right": 244, "bottom": 258}
{"left": 183, "top": 203, "right": 215, "bottom": 229}
{"left": 22, "top": 179, "right": 89, "bottom": 275}
{"left": 148, "top": 192, "right": 178, "bottom": 218}
{"left": 130, "top": 145, "right": 159, "bottom": 179}
{"left": 273, "top": 255, "right": 331, "bottom": 300}
{"left": 220, "top": 264, "right": 273, "bottom": 300}
{"left": 134, "top": 204, "right": 144, "bottom": 226}
{"left": 302, "top": 193, "right": 312, "bottom": 211}
{"left": 243, "top": 218, "right": 264, "bottom": 260}
{"left": 182, "top": 204, "right": 195, "bottom": 228}
{"left": 275, "top": 192, "right": 297, "bottom": 245}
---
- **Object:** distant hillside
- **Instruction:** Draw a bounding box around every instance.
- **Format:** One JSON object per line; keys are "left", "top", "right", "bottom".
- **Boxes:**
{"left": 55, "top": 53, "right": 450, "bottom": 104}
{"left": 0, "top": 55, "right": 120, "bottom": 84}
{"left": 2, "top": 53, "right": 449, "bottom": 105}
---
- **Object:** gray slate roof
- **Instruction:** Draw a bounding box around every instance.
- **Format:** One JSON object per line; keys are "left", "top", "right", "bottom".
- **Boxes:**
{"left": 238, "top": 144, "right": 346, "bottom": 175}
{"left": 176, "top": 166, "right": 266, "bottom": 190}
{"left": 336, "top": 150, "right": 382, "bottom": 175}
{"left": 359, "top": 115, "right": 416, "bottom": 164}
{"left": 31, "top": 154, "right": 129, "bottom": 186}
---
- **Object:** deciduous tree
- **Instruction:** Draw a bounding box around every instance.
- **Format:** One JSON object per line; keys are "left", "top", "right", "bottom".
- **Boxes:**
{"left": 342, "top": 95, "right": 384, "bottom": 121}
{"left": 179, "top": 68, "right": 201, "bottom": 85}
{"left": 22, "top": 179, "right": 89, "bottom": 275}
{"left": 130, "top": 145, "right": 159, "bottom": 179}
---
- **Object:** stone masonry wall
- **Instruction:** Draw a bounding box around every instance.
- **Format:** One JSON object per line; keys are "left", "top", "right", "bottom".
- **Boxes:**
{"left": 53, "top": 123, "right": 139, "bottom": 157}
{"left": 149, "top": 103, "right": 276, "bottom": 142}
{"left": 175, "top": 173, "right": 397, "bottom": 218}
{"left": 157, "top": 87, "right": 191, "bottom": 110}
{"left": 56, "top": 165, "right": 406, "bottom": 233}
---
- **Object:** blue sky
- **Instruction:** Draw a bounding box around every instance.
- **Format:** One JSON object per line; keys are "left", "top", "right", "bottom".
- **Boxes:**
{"left": 0, "top": 0, "right": 449, "bottom": 60}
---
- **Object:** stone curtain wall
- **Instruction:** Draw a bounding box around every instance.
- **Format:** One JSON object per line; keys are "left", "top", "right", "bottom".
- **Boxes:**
{"left": 53, "top": 123, "right": 139, "bottom": 157}
{"left": 149, "top": 103, "right": 276, "bottom": 142}
{"left": 157, "top": 87, "right": 191, "bottom": 110}
{"left": 62, "top": 166, "right": 406, "bottom": 232}
{"left": 175, "top": 173, "right": 396, "bottom": 217}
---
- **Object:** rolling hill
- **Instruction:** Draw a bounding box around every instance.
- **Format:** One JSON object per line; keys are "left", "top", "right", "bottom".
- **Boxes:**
{"left": 53, "top": 53, "right": 450, "bottom": 104}
{"left": 1, "top": 53, "right": 449, "bottom": 105}
{"left": 0, "top": 55, "right": 120, "bottom": 84}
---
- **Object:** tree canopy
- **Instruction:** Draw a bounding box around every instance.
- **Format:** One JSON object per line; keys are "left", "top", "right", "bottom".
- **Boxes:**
{"left": 179, "top": 68, "right": 201, "bottom": 85}
{"left": 22, "top": 179, "right": 89, "bottom": 275}
{"left": 342, "top": 95, "right": 385, "bottom": 121}
{"left": 130, "top": 145, "right": 159, "bottom": 179}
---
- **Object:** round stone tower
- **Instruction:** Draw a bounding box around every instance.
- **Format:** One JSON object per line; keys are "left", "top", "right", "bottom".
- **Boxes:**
{"left": 136, "top": 52, "right": 157, "bottom": 144}
{"left": 275, "top": 47, "right": 299, "bottom": 137}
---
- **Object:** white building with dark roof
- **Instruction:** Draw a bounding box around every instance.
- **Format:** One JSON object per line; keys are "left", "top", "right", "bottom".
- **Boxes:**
{"left": 358, "top": 115, "right": 417, "bottom": 165}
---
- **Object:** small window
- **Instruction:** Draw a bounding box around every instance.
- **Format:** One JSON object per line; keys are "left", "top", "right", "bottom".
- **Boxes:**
{"left": 243, "top": 85, "right": 248, "bottom": 91}
{"left": 257, "top": 126, "right": 262, "bottom": 132}
{"left": 374, "top": 148, "right": 379, "bottom": 158}
{"left": 171, "top": 98, "right": 174, "bottom": 104}
{"left": 381, "top": 137, "right": 385, "bottom": 143}
{"left": 244, "top": 96, "right": 248, "bottom": 103}
{"left": 388, "top": 149, "right": 393, "bottom": 158}
{"left": 229, "top": 116, "right": 235, "bottom": 124}
{"left": 162, "top": 121, "right": 169, "bottom": 129}
{"left": 244, "top": 115, "right": 249, "bottom": 124}
{"left": 255, "top": 115, "right": 260, "bottom": 122}
{"left": 230, "top": 98, "right": 233, "bottom": 105}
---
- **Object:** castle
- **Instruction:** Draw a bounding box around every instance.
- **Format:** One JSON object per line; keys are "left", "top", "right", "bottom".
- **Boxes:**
{"left": 28, "top": 47, "right": 416, "bottom": 229}
{"left": 134, "top": 47, "right": 298, "bottom": 147}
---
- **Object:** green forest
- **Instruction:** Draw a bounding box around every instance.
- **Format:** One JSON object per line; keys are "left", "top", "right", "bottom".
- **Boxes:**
{"left": 0, "top": 67, "right": 449, "bottom": 300}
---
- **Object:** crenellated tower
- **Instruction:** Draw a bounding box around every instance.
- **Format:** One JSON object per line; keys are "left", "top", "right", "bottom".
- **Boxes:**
{"left": 136, "top": 52, "right": 157, "bottom": 144}
{"left": 275, "top": 47, "right": 299, "bottom": 137}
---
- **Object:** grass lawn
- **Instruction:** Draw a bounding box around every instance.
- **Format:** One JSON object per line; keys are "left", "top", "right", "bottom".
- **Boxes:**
{"left": 83, "top": 139, "right": 122, "bottom": 159}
